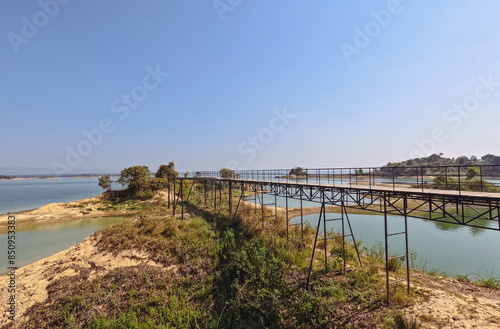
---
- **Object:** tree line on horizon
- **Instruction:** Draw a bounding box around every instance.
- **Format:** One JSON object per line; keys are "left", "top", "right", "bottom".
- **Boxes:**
{"left": 385, "top": 153, "right": 500, "bottom": 168}
{"left": 383, "top": 153, "right": 500, "bottom": 176}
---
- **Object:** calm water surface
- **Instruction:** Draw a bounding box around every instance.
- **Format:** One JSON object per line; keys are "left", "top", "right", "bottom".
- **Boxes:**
{"left": 245, "top": 194, "right": 500, "bottom": 280}
{"left": 0, "top": 177, "right": 119, "bottom": 214}
{"left": 291, "top": 213, "right": 500, "bottom": 280}
{"left": 0, "top": 216, "right": 127, "bottom": 274}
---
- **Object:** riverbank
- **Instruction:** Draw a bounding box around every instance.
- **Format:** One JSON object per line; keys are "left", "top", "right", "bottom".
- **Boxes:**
{"left": 0, "top": 177, "right": 59, "bottom": 181}
{"left": 1, "top": 189, "right": 499, "bottom": 327}
{"left": 0, "top": 196, "right": 124, "bottom": 232}
{"left": 0, "top": 190, "right": 171, "bottom": 232}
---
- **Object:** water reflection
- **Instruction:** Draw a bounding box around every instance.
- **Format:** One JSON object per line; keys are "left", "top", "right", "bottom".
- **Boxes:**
{"left": 0, "top": 216, "right": 127, "bottom": 274}
{"left": 290, "top": 212, "right": 500, "bottom": 279}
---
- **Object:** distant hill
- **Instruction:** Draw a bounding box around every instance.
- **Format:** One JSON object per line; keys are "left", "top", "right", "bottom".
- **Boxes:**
{"left": 384, "top": 154, "right": 500, "bottom": 168}
{"left": 383, "top": 154, "right": 500, "bottom": 176}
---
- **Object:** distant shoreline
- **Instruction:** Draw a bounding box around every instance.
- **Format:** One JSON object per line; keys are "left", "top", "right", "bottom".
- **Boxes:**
{"left": 0, "top": 177, "right": 59, "bottom": 181}
{"left": 0, "top": 175, "right": 118, "bottom": 181}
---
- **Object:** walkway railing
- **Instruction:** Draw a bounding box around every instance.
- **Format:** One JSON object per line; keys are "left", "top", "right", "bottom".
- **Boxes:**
{"left": 194, "top": 165, "right": 500, "bottom": 194}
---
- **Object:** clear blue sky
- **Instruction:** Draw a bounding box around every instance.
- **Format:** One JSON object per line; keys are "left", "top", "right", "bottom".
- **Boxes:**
{"left": 1, "top": 1, "right": 499, "bottom": 173}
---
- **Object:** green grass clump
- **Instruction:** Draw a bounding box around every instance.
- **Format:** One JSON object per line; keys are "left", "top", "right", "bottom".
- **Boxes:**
{"left": 381, "top": 311, "right": 420, "bottom": 329}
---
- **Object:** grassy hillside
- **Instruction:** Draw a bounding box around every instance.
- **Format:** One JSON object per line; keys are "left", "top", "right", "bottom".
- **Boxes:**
{"left": 12, "top": 183, "right": 499, "bottom": 328}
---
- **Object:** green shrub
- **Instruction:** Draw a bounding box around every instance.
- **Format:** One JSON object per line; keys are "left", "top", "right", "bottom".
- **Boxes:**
{"left": 150, "top": 178, "right": 169, "bottom": 190}
{"left": 388, "top": 256, "right": 403, "bottom": 272}
{"left": 133, "top": 189, "right": 154, "bottom": 200}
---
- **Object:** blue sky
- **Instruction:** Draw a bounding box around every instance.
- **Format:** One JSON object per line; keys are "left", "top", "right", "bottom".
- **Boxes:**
{"left": 1, "top": 1, "right": 499, "bottom": 173}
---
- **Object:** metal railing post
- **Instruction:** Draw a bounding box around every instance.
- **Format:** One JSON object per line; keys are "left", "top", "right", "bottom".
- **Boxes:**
{"left": 480, "top": 165, "right": 483, "bottom": 192}
{"left": 392, "top": 167, "right": 395, "bottom": 191}
{"left": 458, "top": 166, "right": 461, "bottom": 195}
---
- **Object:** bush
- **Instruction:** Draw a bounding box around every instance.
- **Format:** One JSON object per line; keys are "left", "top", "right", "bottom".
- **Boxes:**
{"left": 150, "top": 178, "right": 169, "bottom": 190}
{"left": 220, "top": 168, "right": 235, "bottom": 178}
{"left": 133, "top": 189, "right": 154, "bottom": 200}
{"left": 156, "top": 162, "right": 178, "bottom": 179}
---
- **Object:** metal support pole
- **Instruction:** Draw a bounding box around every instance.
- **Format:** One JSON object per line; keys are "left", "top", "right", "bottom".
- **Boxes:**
{"left": 204, "top": 180, "right": 207, "bottom": 206}
{"left": 300, "top": 187, "right": 304, "bottom": 243}
{"left": 480, "top": 166, "right": 483, "bottom": 192}
{"left": 343, "top": 201, "right": 362, "bottom": 268}
{"left": 254, "top": 185, "right": 257, "bottom": 214}
{"left": 286, "top": 186, "right": 289, "bottom": 244}
{"left": 306, "top": 203, "right": 325, "bottom": 289}
{"left": 341, "top": 195, "right": 346, "bottom": 273}
{"left": 384, "top": 192, "right": 390, "bottom": 302}
{"left": 458, "top": 167, "right": 461, "bottom": 195}
{"left": 261, "top": 184, "right": 265, "bottom": 225}
{"left": 186, "top": 180, "right": 195, "bottom": 202}
{"left": 181, "top": 180, "right": 184, "bottom": 220}
{"left": 173, "top": 179, "right": 176, "bottom": 216}
{"left": 404, "top": 195, "right": 410, "bottom": 294}
{"left": 219, "top": 181, "right": 222, "bottom": 207}
{"left": 323, "top": 200, "right": 328, "bottom": 272}
{"left": 168, "top": 178, "right": 171, "bottom": 209}
{"left": 274, "top": 184, "right": 278, "bottom": 224}
{"left": 229, "top": 180, "right": 233, "bottom": 215}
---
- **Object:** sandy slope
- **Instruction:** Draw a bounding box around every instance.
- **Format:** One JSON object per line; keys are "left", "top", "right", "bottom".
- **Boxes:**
{"left": 0, "top": 194, "right": 135, "bottom": 230}
{"left": 0, "top": 235, "right": 164, "bottom": 327}
{"left": 406, "top": 273, "right": 500, "bottom": 328}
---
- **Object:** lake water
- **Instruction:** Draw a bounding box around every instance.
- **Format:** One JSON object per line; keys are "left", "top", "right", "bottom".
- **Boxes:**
{"left": 0, "top": 177, "right": 124, "bottom": 274}
{"left": 0, "top": 216, "right": 127, "bottom": 274}
{"left": 290, "top": 213, "right": 500, "bottom": 280}
{"left": 246, "top": 194, "right": 500, "bottom": 280}
{"left": 0, "top": 177, "right": 119, "bottom": 214}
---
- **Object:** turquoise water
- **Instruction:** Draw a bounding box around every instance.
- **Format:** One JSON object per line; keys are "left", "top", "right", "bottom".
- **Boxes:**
{"left": 0, "top": 216, "right": 127, "bottom": 274}
{"left": 290, "top": 213, "right": 500, "bottom": 280}
{"left": 244, "top": 194, "right": 500, "bottom": 280}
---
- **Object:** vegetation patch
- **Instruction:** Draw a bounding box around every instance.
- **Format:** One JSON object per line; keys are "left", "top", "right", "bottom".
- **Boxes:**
{"left": 25, "top": 180, "right": 500, "bottom": 328}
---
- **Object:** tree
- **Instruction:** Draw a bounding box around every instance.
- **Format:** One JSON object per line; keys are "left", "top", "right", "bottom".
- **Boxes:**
{"left": 466, "top": 166, "right": 480, "bottom": 180}
{"left": 426, "top": 154, "right": 442, "bottom": 163}
{"left": 98, "top": 175, "right": 112, "bottom": 191}
{"left": 289, "top": 166, "right": 305, "bottom": 176}
{"left": 156, "top": 162, "right": 179, "bottom": 178}
{"left": 456, "top": 156, "right": 469, "bottom": 165}
{"left": 220, "top": 168, "right": 235, "bottom": 178}
{"left": 118, "top": 166, "right": 152, "bottom": 193}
